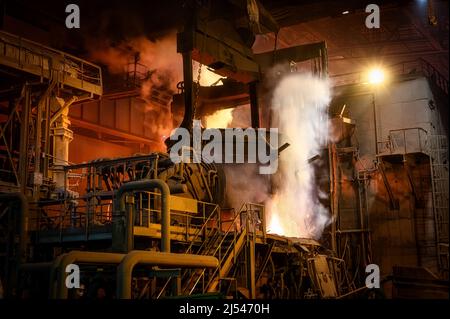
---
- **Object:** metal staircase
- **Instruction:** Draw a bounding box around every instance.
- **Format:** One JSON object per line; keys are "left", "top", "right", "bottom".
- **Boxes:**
{"left": 153, "top": 203, "right": 263, "bottom": 299}
{"left": 182, "top": 205, "right": 250, "bottom": 296}
{"left": 429, "top": 135, "right": 449, "bottom": 275}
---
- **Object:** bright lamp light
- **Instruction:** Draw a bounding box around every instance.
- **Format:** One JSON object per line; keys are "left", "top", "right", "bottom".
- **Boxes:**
{"left": 368, "top": 68, "right": 385, "bottom": 84}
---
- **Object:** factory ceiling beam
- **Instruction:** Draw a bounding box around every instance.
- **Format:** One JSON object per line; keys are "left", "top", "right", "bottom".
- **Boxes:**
{"left": 254, "top": 41, "right": 328, "bottom": 73}
{"left": 261, "top": 0, "right": 405, "bottom": 27}
{"left": 69, "top": 117, "right": 160, "bottom": 148}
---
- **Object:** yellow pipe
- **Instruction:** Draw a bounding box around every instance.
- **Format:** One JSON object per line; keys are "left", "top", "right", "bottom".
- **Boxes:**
{"left": 55, "top": 251, "right": 125, "bottom": 299}
{"left": 114, "top": 179, "right": 171, "bottom": 252}
{"left": 117, "top": 250, "right": 219, "bottom": 299}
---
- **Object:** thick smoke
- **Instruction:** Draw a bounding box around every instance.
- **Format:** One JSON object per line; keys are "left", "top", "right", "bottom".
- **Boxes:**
{"left": 89, "top": 33, "right": 183, "bottom": 92}
{"left": 203, "top": 106, "right": 269, "bottom": 211}
{"left": 88, "top": 33, "right": 182, "bottom": 151}
{"left": 224, "top": 164, "right": 270, "bottom": 210}
{"left": 203, "top": 73, "right": 331, "bottom": 239}
{"left": 267, "top": 73, "right": 331, "bottom": 239}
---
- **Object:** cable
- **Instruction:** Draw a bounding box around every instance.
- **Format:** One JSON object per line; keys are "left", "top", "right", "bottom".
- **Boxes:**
{"left": 272, "top": 30, "right": 279, "bottom": 65}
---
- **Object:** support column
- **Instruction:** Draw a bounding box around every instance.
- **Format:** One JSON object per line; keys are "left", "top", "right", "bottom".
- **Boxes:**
{"left": 180, "top": 51, "right": 194, "bottom": 131}
{"left": 176, "top": 1, "right": 195, "bottom": 134}
{"left": 32, "top": 96, "right": 46, "bottom": 199}
{"left": 246, "top": 213, "right": 256, "bottom": 299}
{"left": 328, "top": 143, "right": 338, "bottom": 253}
{"left": 249, "top": 81, "right": 260, "bottom": 128}
{"left": 18, "top": 86, "right": 31, "bottom": 192}
{"left": 52, "top": 99, "right": 73, "bottom": 189}
{"left": 247, "top": 236, "right": 256, "bottom": 299}
{"left": 43, "top": 97, "right": 51, "bottom": 179}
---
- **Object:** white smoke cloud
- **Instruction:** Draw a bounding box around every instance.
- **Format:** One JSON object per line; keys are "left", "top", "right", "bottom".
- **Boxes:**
{"left": 267, "top": 73, "right": 331, "bottom": 239}
{"left": 224, "top": 164, "right": 270, "bottom": 211}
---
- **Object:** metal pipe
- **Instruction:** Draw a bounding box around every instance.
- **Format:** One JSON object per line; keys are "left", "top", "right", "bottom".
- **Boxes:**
{"left": 115, "top": 179, "right": 171, "bottom": 253}
{"left": 55, "top": 251, "right": 125, "bottom": 299}
{"left": 117, "top": 250, "right": 219, "bottom": 299}
{"left": 0, "top": 193, "right": 28, "bottom": 264}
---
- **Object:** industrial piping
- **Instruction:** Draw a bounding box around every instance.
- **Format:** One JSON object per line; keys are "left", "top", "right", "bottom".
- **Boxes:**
{"left": 116, "top": 250, "right": 219, "bottom": 299}
{"left": 54, "top": 251, "right": 125, "bottom": 299}
{"left": 115, "top": 179, "right": 171, "bottom": 253}
{"left": 0, "top": 192, "right": 28, "bottom": 264}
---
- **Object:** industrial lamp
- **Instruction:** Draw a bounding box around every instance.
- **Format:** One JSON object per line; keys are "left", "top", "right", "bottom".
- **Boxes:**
{"left": 368, "top": 68, "right": 385, "bottom": 84}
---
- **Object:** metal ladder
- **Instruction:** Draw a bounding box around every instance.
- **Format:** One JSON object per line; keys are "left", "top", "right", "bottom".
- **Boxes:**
{"left": 429, "top": 135, "right": 449, "bottom": 275}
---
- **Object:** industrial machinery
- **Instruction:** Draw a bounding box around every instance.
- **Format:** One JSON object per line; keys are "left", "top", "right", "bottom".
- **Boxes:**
{"left": 1, "top": 149, "right": 356, "bottom": 299}
{"left": 0, "top": 0, "right": 350, "bottom": 297}
{"left": 1, "top": 0, "right": 448, "bottom": 300}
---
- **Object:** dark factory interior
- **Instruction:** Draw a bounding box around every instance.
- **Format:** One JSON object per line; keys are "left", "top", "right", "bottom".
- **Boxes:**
{"left": 0, "top": 0, "right": 448, "bottom": 300}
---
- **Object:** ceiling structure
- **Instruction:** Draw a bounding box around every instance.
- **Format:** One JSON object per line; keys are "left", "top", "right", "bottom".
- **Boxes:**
{"left": 1, "top": 0, "right": 448, "bottom": 82}
{"left": 255, "top": 0, "right": 448, "bottom": 79}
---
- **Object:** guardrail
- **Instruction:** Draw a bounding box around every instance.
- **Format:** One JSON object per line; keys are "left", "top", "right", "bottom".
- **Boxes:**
{"left": 31, "top": 190, "right": 220, "bottom": 244}
{"left": 0, "top": 30, "right": 102, "bottom": 96}
{"left": 377, "top": 127, "right": 428, "bottom": 155}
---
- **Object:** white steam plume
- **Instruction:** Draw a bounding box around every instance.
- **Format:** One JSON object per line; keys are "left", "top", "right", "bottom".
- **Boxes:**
{"left": 267, "top": 73, "right": 331, "bottom": 239}
{"left": 224, "top": 164, "right": 270, "bottom": 211}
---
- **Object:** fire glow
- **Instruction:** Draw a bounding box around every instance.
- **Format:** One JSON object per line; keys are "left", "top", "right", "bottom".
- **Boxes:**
{"left": 204, "top": 109, "right": 233, "bottom": 128}
{"left": 267, "top": 73, "right": 331, "bottom": 239}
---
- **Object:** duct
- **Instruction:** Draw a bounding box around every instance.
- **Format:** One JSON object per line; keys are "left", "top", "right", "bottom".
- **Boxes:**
{"left": 116, "top": 250, "right": 219, "bottom": 299}
{"left": 55, "top": 251, "right": 125, "bottom": 299}
{"left": 114, "top": 179, "right": 171, "bottom": 253}
{"left": 0, "top": 192, "right": 28, "bottom": 264}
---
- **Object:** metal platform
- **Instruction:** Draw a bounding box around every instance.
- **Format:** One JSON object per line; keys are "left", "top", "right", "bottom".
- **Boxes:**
{"left": 0, "top": 30, "right": 102, "bottom": 96}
